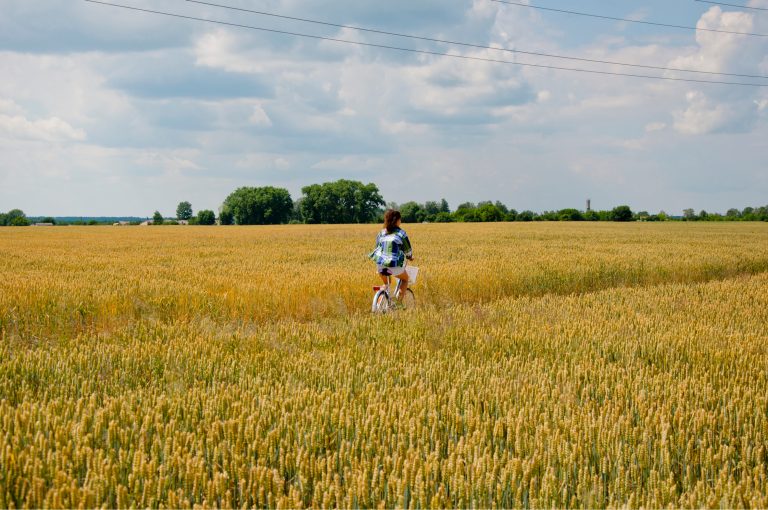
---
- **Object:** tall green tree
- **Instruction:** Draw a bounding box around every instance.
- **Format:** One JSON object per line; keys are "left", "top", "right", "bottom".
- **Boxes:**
{"left": 5, "top": 209, "right": 30, "bottom": 226}
{"left": 399, "top": 202, "right": 424, "bottom": 223}
{"left": 453, "top": 202, "right": 476, "bottom": 222}
{"left": 494, "top": 201, "right": 509, "bottom": 215}
{"left": 176, "top": 201, "right": 193, "bottom": 221}
{"left": 476, "top": 202, "right": 506, "bottom": 222}
{"left": 516, "top": 211, "right": 536, "bottom": 221}
{"left": 300, "top": 180, "right": 384, "bottom": 224}
{"left": 423, "top": 201, "right": 441, "bottom": 217}
{"left": 558, "top": 208, "right": 584, "bottom": 221}
{"left": 223, "top": 186, "right": 293, "bottom": 225}
{"left": 433, "top": 212, "right": 454, "bottom": 223}
{"left": 291, "top": 198, "right": 305, "bottom": 223}
{"left": 219, "top": 207, "right": 234, "bottom": 225}
{"left": 610, "top": 205, "right": 634, "bottom": 222}
{"left": 197, "top": 209, "right": 216, "bottom": 225}
{"left": 152, "top": 211, "right": 164, "bottom": 225}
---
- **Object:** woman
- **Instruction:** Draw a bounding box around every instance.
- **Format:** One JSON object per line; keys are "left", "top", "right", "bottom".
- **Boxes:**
{"left": 369, "top": 209, "right": 413, "bottom": 302}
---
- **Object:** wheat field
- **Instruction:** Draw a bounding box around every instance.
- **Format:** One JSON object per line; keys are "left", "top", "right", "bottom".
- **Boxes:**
{"left": 1, "top": 223, "right": 767, "bottom": 508}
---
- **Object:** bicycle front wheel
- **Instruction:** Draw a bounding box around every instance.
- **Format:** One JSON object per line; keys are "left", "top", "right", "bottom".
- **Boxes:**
{"left": 372, "top": 290, "right": 390, "bottom": 313}
{"left": 400, "top": 288, "right": 415, "bottom": 309}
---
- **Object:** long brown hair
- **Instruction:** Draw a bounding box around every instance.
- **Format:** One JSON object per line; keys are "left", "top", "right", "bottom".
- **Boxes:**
{"left": 383, "top": 209, "right": 401, "bottom": 233}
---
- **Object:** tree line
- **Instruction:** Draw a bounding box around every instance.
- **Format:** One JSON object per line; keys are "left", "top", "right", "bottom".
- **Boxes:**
{"left": 681, "top": 207, "right": 768, "bottom": 222}
{"left": 0, "top": 209, "right": 32, "bottom": 226}
{"left": 147, "top": 181, "right": 384, "bottom": 226}
{"left": 2, "top": 180, "right": 767, "bottom": 226}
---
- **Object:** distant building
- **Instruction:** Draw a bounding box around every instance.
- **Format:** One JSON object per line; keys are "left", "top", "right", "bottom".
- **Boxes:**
{"left": 140, "top": 220, "right": 153, "bottom": 226}
{"left": 33, "top": 223, "right": 54, "bottom": 227}
{"left": 112, "top": 221, "right": 130, "bottom": 226}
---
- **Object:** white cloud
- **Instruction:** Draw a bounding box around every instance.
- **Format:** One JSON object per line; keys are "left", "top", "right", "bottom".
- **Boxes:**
{"left": 626, "top": 9, "right": 651, "bottom": 22}
{"left": 194, "top": 30, "right": 252, "bottom": 73}
{"left": 0, "top": 98, "right": 23, "bottom": 115}
{"left": 135, "top": 150, "right": 202, "bottom": 176}
{"left": 674, "top": 91, "right": 742, "bottom": 135}
{"left": 402, "top": 49, "right": 530, "bottom": 116}
{"left": 668, "top": 7, "right": 761, "bottom": 77}
{"left": 658, "top": 6, "right": 767, "bottom": 136}
{"left": 0, "top": 0, "right": 766, "bottom": 215}
{"left": 0, "top": 113, "right": 86, "bottom": 142}
{"left": 311, "top": 155, "right": 382, "bottom": 172}
{"left": 379, "top": 119, "right": 428, "bottom": 135}
{"left": 249, "top": 104, "right": 272, "bottom": 127}
{"left": 645, "top": 122, "right": 667, "bottom": 133}
{"left": 617, "top": 139, "right": 646, "bottom": 150}
{"left": 469, "top": 0, "right": 498, "bottom": 21}
{"left": 236, "top": 153, "right": 293, "bottom": 170}
{"left": 575, "top": 94, "right": 642, "bottom": 112}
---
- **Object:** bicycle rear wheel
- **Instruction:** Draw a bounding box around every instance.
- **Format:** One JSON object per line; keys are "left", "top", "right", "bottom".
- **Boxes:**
{"left": 372, "top": 290, "right": 390, "bottom": 313}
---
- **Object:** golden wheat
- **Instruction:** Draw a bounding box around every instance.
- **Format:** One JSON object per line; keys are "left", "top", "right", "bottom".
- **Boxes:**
{"left": 2, "top": 222, "right": 767, "bottom": 339}
{"left": 0, "top": 223, "right": 767, "bottom": 508}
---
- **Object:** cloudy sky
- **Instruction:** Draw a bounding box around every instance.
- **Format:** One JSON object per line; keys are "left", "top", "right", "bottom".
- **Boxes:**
{"left": 1, "top": 0, "right": 767, "bottom": 216}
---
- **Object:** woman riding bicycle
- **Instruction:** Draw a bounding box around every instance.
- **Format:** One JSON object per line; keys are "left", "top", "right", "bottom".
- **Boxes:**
{"left": 369, "top": 209, "right": 413, "bottom": 303}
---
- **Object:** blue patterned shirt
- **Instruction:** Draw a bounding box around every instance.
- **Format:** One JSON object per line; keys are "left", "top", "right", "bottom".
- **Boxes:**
{"left": 369, "top": 228, "right": 413, "bottom": 267}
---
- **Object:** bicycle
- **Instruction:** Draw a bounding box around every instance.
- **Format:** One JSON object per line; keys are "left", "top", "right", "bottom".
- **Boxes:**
{"left": 371, "top": 260, "right": 417, "bottom": 313}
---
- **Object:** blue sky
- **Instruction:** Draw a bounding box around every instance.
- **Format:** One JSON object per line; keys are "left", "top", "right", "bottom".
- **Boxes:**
{"left": 1, "top": 0, "right": 767, "bottom": 216}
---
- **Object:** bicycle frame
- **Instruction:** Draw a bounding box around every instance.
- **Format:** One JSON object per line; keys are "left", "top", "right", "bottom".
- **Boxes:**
{"left": 371, "top": 259, "right": 412, "bottom": 313}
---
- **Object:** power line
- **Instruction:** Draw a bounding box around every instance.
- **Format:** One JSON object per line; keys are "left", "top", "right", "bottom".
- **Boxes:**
{"left": 491, "top": 0, "right": 768, "bottom": 37}
{"left": 82, "top": 0, "right": 768, "bottom": 87}
{"left": 694, "top": 0, "right": 768, "bottom": 11}
{"left": 179, "top": 0, "right": 768, "bottom": 79}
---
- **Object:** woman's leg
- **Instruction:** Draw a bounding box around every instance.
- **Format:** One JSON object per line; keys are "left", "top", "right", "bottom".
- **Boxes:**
{"left": 394, "top": 271, "right": 409, "bottom": 301}
{"left": 377, "top": 267, "right": 391, "bottom": 289}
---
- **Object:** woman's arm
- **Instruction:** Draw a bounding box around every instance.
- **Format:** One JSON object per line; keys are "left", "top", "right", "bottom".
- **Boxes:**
{"left": 401, "top": 231, "right": 413, "bottom": 260}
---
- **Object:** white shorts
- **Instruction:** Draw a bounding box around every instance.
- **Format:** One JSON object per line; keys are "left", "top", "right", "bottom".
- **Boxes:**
{"left": 377, "top": 265, "right": 405, "bottom": 276}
